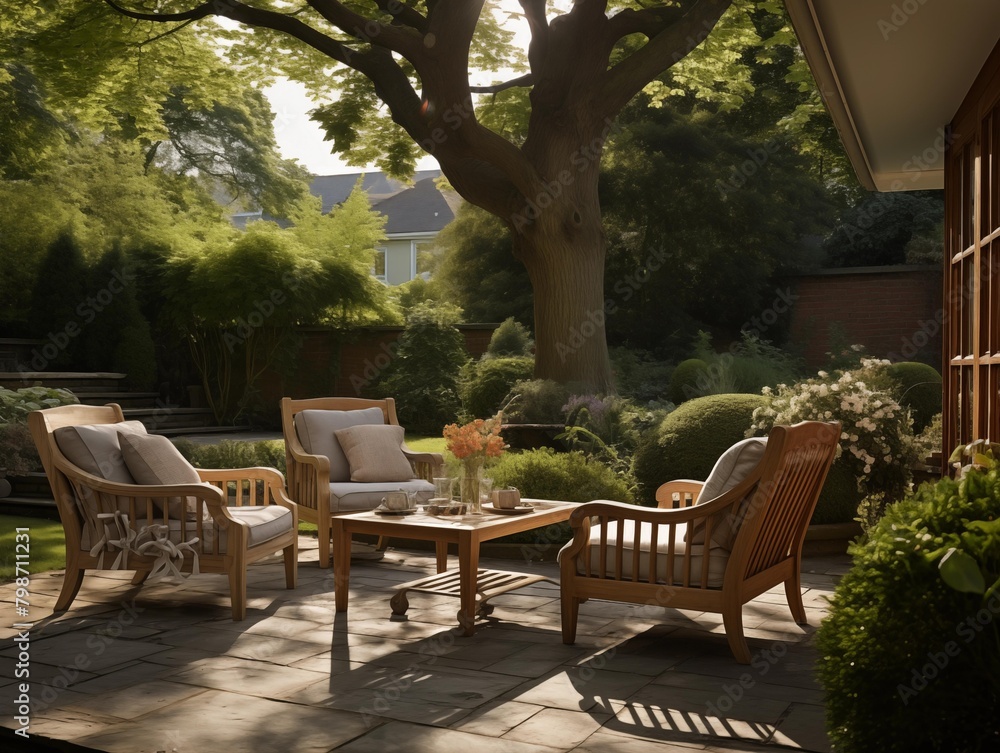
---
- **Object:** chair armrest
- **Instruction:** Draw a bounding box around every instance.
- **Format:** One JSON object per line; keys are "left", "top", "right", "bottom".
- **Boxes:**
{"left": 402, "top": 448, "right": 444, "bottom": 480}
{"left": 655, "top": 480, "right": 704, "bottom": 509}
{"left": 197, "top": 467, "right": 299, "bottom": 517}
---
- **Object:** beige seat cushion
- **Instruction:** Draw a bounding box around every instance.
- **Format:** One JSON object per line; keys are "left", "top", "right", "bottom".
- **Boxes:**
{"left": 118, "top": 432, "right": 206, "bottom": 520}
{"left": 688, "top": 437, "right": 767, "bottom": 550}
{"left": 335, "top": 424, "right": 415, "bottom": 483}
{"left": 329, "top": 479, "right": 435, "bottom": 513}
{"left": 79, "top": 506, "right": 294, "bottom": 556}
{"left": 560, "top": 516, "right": 730, "bottom": 588}
{"left": 53, "top": 421, "right": 148, "bottom": 484}
{"left": 294, "top": 408, "right": 385, "bottom": 481}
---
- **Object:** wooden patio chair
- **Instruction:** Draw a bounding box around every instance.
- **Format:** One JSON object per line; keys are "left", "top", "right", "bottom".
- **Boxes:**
{"left": 280, "top": 396, "right": 443, "bottom": 568}
{"left": 558, "top": 420, "right": 840, "bottom": 663}
{"left": 29, "top": 403, "right": 298, "bottom": 621}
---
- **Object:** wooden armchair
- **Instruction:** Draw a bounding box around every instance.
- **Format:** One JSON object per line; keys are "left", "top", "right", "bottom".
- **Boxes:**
{"left": 29, "top": 403, "right": 298, "bottom": 621}
{"left": 559, "top": 421, "right": 840, "bottom": 663}
{"left": 280, "top": 396, "right": 443, "bottom": 568}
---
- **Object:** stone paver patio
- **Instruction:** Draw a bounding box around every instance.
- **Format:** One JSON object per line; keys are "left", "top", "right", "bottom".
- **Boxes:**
{"left": 1, "top": 537, "right": 848, "bottom": 753}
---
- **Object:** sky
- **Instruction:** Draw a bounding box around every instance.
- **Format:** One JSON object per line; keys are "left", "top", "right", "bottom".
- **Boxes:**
{"left": 262, "top": 1, "right": 544, "bottom": 176}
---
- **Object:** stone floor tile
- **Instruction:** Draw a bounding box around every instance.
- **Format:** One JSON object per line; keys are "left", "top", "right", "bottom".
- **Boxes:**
{"left": 769, "top": 702, "right": 831, "bottom": 752}
{"left": 76, "top": 690, "right": 373, "bottom": 753}
{"left": 451, "top": 701, "right": 544, "bottom": 737}
{"left": 165, "top": 655, "right": 327, "bottom": 697}
{"left": 503, "top": 707, "right": 609, "bottom": 748}
{"left": 572, "top": 730, "right": 708, "bottom": 751}
{"left": 6, "top": 631, "right": 169, "bottom": 673}
{"left": 332, "top": 720, "right": 564, "bottom": 753}
{"left": 508, "top": 667, "right": 654, "bottom": 712}
{"left": 65, "top": 679, "right": 207, "bottom": 720}
{"left": 484, "top": 642, "right": 590, "bottom": 678}
{"left": 152, "top": 626, "right": 328, "bottom": 664}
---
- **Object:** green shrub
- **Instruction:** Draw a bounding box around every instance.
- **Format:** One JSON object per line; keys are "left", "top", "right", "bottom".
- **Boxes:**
{"left": 813, "top": 462, "right": 863, "bottom": 525}
{"left": 610, "top": 347, "right": 672, "bottom": 403}
{"left": 488, "top": 448, "right": 634, "bottom": 545}
{"left": 485, "top": 317, "right": 533, "bottom": 358}
{"left": 0, "top": 422, "right": 42, "bottom": 477}
{"left": 503, "top": 379, "right": 574, "bottom": 423}
{"left": 370, "top": 302, "right": 469, "bottom": 434}
{"left": 818, "top": 470, "right": 1000, "bottom": 753}
{"left": 0, "top": 386, "right": 79, "bottom": 423}
{"left": 886, "top": 361, "right": 942, "bottom": 433}
{"left": 667, "top": 358, "right": 709, "bottom": 404}
{"left": 751, "top": 358, "right": 918, "bottom": 526}
{"left": 460, "top": 356, "right": 534, "bottom": 419}
{"left": 633, "top": 393, "right": 767, "bottom": 504}
{"left": 171, "top": 438, "right": 286, "bottom": 474}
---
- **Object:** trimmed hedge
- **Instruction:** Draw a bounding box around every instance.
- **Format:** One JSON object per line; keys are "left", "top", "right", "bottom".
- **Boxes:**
{"left": 818, "top": 470, "right": 1000, "bottom": 752}
{"left": 633, "top": 393, "right": 767, "bottom": 505}
{"left": 886, "top": 361, "right": 942, "bottom": 433}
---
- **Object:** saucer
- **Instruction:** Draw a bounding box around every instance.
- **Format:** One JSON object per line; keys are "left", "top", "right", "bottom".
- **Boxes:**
{"left": 375, "top": 505, "right": 417, "bottom": 516}
{"left": 487, "top": 503, "right": 534, "bottom": 515}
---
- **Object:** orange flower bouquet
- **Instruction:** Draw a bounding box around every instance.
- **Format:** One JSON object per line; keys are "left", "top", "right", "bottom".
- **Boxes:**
{"left": 443, "top": 411, "right": 506, "bottom": 513}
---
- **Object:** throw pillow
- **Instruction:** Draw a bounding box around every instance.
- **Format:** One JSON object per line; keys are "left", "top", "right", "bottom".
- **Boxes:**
{"left": 334, "top": 424, "right": 415, "bottom": 483}
{"left": 295, "top": 407, "right": 386, "bottom": 482}
{"left": 688, "top": 436, "right": 768, "bottom": 549}
{"left": 53, "top": 420, "right": 148, "bottom": 484}
{"left": 118, "top": 432, "right": 205, "bottom": 520}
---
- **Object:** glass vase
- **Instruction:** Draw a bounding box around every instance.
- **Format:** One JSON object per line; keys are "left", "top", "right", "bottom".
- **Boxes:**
{"left": 460, "top": 460, "right": 484, "bottom": 514}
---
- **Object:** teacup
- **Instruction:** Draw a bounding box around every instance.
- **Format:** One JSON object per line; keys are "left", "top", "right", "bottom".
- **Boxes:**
{"left": 492, "top": 488, "right": 521, "bottom": 509}
{"left": 384, "top": 491, "right": 411, "bottom": 511}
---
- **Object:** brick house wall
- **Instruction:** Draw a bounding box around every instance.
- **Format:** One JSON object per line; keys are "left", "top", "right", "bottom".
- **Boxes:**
{"left": 784, "top": 265, "right": 943, "bottom": 370}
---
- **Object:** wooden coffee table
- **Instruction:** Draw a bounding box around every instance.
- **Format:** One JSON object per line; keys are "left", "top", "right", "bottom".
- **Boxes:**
{"left": 330, "top": 499, "right": 578, "bottom": 635}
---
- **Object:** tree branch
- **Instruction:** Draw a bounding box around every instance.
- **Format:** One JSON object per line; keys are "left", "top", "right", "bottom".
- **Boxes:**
{"left": 470, "top": 73, "right": 534, "bottom": 94}
{"left": 104, "top": 0, "right": 215, "bottom": 23}
{"left": 374, "top": 0, "right": 428, "bottom": 32}
{"left": 606, "top": 5, "right": 686, "bottom": 42}
{"left": 304, "top": 0, "right": 423, "bottom": 58}
{"left": 518, "top": 0, "right": 549, "bottom": 75}
{"left": 600, "top": 0, "right": 733, "bottom": 116}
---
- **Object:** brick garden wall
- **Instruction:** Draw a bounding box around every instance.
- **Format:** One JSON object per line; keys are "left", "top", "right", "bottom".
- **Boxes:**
{"left": 784, "top": 265, "right": 943, "bottom": 370}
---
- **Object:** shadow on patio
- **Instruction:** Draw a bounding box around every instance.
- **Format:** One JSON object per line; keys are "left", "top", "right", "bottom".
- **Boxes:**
{"left": 0, "top": 536, "right": 846, "bottom": 753}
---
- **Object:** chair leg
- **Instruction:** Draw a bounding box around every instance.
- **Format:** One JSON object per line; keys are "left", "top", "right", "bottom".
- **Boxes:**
{"left": 785, "top": 573, "right": 807, "bottom": 624}
{"left": 561, "top": 594, "right": 581, "bottom": 645}
{"left": 723, "top": 604, "right": 751, "bottom": 664}
{"left": 131, "top": 571, "right": 149, "bottom": 586}
{"left": 229, "top": 565, "right": 248, "bottom": 621}
{"left": 54, "top": 568, "right": 85, "bottom": 612}
{"left": 283, "top": 542, "right": 297, "bottom": 589}
{"left": 317, "top": 517, "right": 331, "bottom": 569}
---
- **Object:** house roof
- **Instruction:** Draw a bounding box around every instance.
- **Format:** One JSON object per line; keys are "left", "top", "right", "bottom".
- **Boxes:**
{"left": 377, "top": 176, "right": 456, "bottom": 235}
{"left": 309, "top": 169, "right": 442, "bottom": 214}
{"left": 785, "top": 0, "right": 1000, "bottom": 191}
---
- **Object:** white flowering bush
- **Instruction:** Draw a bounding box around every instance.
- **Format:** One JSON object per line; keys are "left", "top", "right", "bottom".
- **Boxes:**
{"left": 749, "top": 359, "right": 918, "bottom": 522}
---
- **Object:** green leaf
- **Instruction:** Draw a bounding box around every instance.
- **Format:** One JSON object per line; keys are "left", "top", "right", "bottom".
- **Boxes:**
{"left": 938, "top": 547, "right": 986, "bottom": 594}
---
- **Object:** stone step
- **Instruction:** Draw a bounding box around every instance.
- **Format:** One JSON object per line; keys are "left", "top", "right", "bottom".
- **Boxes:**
{"left": 0, "top": 371, "right": 125, "bottom": 392}
{"left": 75, "top": 392, "right": 161, "bottom": 408}
{"left": 154, "top": 425, "right": 246, "bottom": 438}
{"left": 121, "top": 407, "right": 217, "bottom": 432}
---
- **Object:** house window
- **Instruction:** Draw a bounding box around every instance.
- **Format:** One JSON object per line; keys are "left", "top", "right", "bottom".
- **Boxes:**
{"left": 373, "top": 247, "right": 387, "bottom": 282}
{"left": 944, "top": 49, "right": 1000, "bottom": 464}
{"left": 415, "top": 240, "right": 437, "bottom": 279}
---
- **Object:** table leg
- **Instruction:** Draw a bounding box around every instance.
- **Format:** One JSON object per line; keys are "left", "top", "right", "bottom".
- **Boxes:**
{"left": 435, "top": 541, "right": 448, "bottom": 573}
{"left": 332, "top": 519, "right": 351, "bottom": 613}
{"left": 457, "top": 534, "right": 480, "bottom": 636}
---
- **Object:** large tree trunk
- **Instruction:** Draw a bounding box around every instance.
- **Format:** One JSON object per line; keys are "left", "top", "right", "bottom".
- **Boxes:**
{"left": 518, "top": 228, "right": 614, "bottom": 392}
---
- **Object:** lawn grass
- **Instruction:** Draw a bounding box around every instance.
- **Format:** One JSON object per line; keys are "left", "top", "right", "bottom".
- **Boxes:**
{"left": 0, "top": 515, "right": 66, "bottom": 582}
{"left": 405, "top": 434, "right": 447, "bottom": 454}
